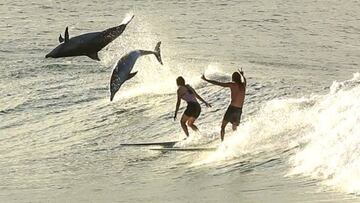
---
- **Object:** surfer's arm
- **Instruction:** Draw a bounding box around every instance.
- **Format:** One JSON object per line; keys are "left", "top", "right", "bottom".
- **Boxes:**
{"left": 240, "top": 71, "right": 246, "bottom": 87}
{"left": 188, "top": 86, "right": 211, "bottom": 107}
{"left": 201, "top": 74, "right": 231, "bottom": 87}
{"left": 174, "top": 91, "right": 181, "bottom": 120}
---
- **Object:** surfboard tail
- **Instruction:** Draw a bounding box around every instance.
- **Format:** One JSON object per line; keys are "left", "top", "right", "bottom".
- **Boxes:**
{"left": 154, "top": 41, "right": 163, "bottom": 65}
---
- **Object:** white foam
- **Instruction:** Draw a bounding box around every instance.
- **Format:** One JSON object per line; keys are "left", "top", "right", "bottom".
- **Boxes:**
{"left": 195, "top": 73, "right": 360, "bottom": 194}
{"left": 288, "top": 73, "right": 360, "bottom": 194}
{"left": 195, "top": 97, "right": 312, "bottom": 165}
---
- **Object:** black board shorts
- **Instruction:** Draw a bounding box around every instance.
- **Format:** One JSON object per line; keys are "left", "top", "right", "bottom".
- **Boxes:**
{"left": 223, "top": 105, "right": 242, "bottom": 126}
{"left": 184, "top": 102, "right": 201, "bottom": 118}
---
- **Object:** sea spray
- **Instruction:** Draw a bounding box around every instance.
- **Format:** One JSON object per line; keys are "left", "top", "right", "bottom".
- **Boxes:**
{"left": 113, "top": 63, "right": 228, "bottom": 100}
{"left": 289, "top": 73, "right": 360, "bottom": 194}
{"left": 195, "top": 73, "right": 360, "bottom": 195}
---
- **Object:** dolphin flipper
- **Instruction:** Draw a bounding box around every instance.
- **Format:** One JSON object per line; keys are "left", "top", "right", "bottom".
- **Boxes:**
{"left": 59, "top": 34, "right": 64, "bottom": 43}
{"left": 87, "top": 52, "right": 100, "bottom": 61}
{"left": 127, "top": 71, "right": 138, "bottom": 81}
{"left": 64, "top": 27, "right": 69, "bottom": 43}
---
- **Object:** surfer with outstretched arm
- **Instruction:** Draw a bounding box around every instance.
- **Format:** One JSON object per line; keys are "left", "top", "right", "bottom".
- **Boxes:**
{"left": 201, "top": 69, "right": 246, "bottom": 141}
{"left": 174, "top": 76, "right": 211, "bottom": 138}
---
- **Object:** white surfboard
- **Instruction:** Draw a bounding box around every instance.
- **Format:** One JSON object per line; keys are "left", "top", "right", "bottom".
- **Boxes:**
{"left": 121, "top": 141, "right": 178, "bottom": 147}
{"left": 150, "top": 147, "right": 217, "bottom": 152}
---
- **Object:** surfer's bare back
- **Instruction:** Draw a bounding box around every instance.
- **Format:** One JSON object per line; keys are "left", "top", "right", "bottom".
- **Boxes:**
{"left": 201, "top": 69, "right": 246, "bottom": 141}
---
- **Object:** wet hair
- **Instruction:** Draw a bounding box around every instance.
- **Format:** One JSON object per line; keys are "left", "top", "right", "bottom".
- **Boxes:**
{"left": 232, "top": 72, "right": 242, "bottom": 88}
{"left": 176, "top": 76, "right": 185, "bottom": 86}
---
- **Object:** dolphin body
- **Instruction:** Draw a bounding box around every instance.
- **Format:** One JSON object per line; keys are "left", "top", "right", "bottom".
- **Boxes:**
{"left": 45, "top": 15, "right": 134, "bottom": 61}
{"left": 109, "top": 42, "right": 163, "bottom": 101}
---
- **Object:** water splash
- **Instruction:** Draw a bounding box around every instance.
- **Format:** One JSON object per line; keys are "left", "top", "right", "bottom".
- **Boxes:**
{"left": 195, "top": 73, "right": 360, "bottom": 194}
{"left": 112, "top": 62, "right": 227, "bottom": 100}
{"left": 288, "top": 73, "right": 360, "bottom": 194}
{"left": 98, "top": 13, "right": 232, "bottom": 101}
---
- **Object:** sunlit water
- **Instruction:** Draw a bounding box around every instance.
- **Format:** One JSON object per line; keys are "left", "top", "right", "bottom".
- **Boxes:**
{"left": 0, "top": 0, "right": 359, "bottom": 202}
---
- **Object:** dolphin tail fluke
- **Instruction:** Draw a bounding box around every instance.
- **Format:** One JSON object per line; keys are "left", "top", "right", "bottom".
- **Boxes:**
{"left": 87, "top": 52, "right": 100, "bottom": 61}
{"left": 154, "top": 41, "right": 163, "bottom": 65}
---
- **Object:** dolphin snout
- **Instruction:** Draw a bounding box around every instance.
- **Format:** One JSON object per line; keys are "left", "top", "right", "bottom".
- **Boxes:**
{"left": 45, "top": 51, "right": 54, "bottom": 58}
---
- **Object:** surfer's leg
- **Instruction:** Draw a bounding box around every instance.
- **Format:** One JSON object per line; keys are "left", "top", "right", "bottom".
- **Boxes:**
{"left": 232, "top": 124, "right": 237, "bottom": 131}
{"left": 187, "top": 117, "right": 199, "bottom": 132}
{"left": 181, "top": 114, "right": 190, "bottom": 137}
{"left": 231, "top": 108, "right": 241, "bottom": 131}
{"left": 220, "top": 120, "right": 228, "bottom": 141}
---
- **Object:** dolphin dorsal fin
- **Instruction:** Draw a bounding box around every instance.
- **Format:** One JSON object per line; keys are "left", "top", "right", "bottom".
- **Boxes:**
{"left": 127, "top": 71, "right": 138, "bottom": 81}
{"left": 59, "top": 34, "right": 64, "bottom": 43}
{"left": 64, "top": 27, "right": 69, "bottom": 43}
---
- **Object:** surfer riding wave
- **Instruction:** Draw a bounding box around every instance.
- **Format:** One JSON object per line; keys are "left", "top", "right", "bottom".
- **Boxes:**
{"left": 173, "top": 76, "right": 211, "bottom": 138}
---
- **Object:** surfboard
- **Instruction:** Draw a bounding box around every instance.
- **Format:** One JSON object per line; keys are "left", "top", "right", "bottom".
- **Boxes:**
{"left": 121, "top": 141, "right": 178, "bottom": 147}
{"left": 150, "top": 147, "right": 217, "bottom": 152}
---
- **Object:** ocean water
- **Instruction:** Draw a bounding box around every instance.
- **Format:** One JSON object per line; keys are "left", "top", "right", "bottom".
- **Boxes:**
{"left": 0, "top": 0, "right": 359, "bottom": 202}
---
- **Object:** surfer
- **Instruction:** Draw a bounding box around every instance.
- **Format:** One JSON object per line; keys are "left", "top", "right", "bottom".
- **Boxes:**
{"left": 174, "top": 76, "right": 211, "bottom": 138}
{"left": 201, "top": 69, "right": 246, "bottom": 141}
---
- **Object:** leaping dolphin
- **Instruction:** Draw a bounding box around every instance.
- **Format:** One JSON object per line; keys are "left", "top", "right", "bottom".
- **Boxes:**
{"left": 45, "top": 15, "right": 134, "bottom": 61}
{"left": 109, "top": 41, "right": 163, "bottom": 101}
